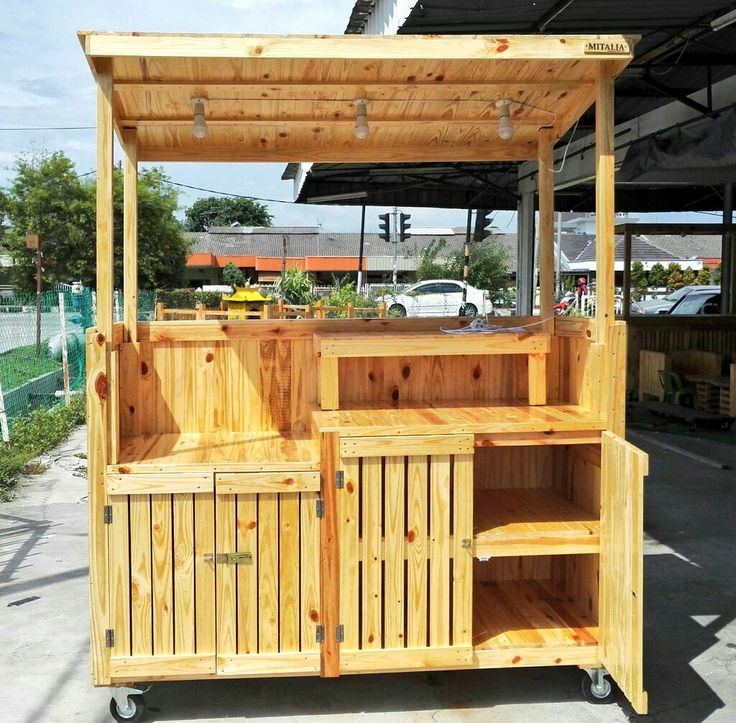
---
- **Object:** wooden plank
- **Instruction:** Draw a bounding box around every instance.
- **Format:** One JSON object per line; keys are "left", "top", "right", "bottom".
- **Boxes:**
{"left": 107, "top": 473, "right": 212, "bottom": 495}
{"left": 122, "top": 128, "right": 138, "bottom": 343}
{"left": 215, "top": 493, "right": 237, "bottom": 656}
{"left": 317, "top": 332, "right": 550, "bottom": 358}
{"left": 236, "top": 494, "right": 258, "bottom": 655}
{"left": 429, "top": 455, "right": 451, "bottom": 647}
{"left": 341, "top": 434, "right": 473, "bottom": 459}
{"left": 194, "top": 493, "right": 216, "bottom": 655}
{"left": 300, "top": 491, "right": 320, "bottom": 652}
{"left": 452, "top": 454, "right": 473, "bottom": 648}
{"left": 129, "top": 494, "right": 152, "bottom": 657}
{"left": 595, "top": 62, "right": 615, "bottom": 342}
{"left": 339, "top": 458, "right": 360, "bottom": 650}
{"left": 527, "top": 353, "right": 547, "bottom": 405}
{"left": 474, "top": 430, "right": 601, "bottom": 447}
{"left": 95, "top": 57, "right": 114, "bottom": 339}
{"left": 151, "top": 493, "right": 174, "bottom": 655}
{"left": 217, "top": 652, "right": 320, "bottom": 677}
{"left": 319, "top": 433, "right": 340, "bottom": 676}
{"left": 109, "top": 495, "right": 130, "bottom": 658}
{"left": 86, "top": 330, "right": 110, "bottom": 683}
{"left": 110, "top": 655, "right": 216, "bottom": 681}
{"left": 473, "top": 646, "right": 600, "bottom": 669}
{"left": 538, "top": 128, "right": 555, "bottom": 333}
{"left": 406, "top": 456, "right": 428, "bottom": 649}
{"left": 340, "top": 647, "right": 473, "bottom": 674}
{"left": 362, "top": 456, "right": 382, "bottom": 649}
{"left": 215, "top": 471, "right": 320, "bottom": 494}
{"left": 108, "top": 350, "right": 120, "bottom": 464}
{"left": 600, "top": 432, "right": 648, "bottom": 715}
{"left": 319, "top": 356, "right": 339, "bottom": 411}
{"left": 173, "top": 493, "right": 195, "bottom": 655}
{"left": 83, "top": 32, "right": 635, "bottom": 62}
{"left": 279, "top": 493, "right": 301, "bottom": 653}
{"left": 258, "top": 493, "right": 279, "bottom": 654}
{"left": 384, "top": 457, "right": 405, "bottom": 648}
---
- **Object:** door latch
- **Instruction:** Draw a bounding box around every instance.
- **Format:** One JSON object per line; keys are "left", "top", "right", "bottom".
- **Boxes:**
{"left": 204, "top": 552, "right": 253, "bottom": 564}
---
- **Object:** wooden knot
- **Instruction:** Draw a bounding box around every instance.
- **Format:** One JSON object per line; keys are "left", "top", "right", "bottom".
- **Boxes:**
{"left": 94, "top": 372, "right": 107, "bottom": 401}
{"left": 205, "top": 352, "right": 214, "bottom": 363}
{"left": 401, "top": 365, "right": 411, "bottom": 379}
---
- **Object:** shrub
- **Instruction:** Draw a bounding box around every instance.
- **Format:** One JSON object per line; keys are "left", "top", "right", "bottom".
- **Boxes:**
{"left": 156, "top": 289, "right": 224, "bottom": 309}
{"left": 320, "top": 281, "right": 377, "bottom": 318}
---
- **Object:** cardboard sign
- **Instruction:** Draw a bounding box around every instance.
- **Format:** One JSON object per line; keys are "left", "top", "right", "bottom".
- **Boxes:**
{"left": 26, "top": 233, "right": 40, "bottom": 250}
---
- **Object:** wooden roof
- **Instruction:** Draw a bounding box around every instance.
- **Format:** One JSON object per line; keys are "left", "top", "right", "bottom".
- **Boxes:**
{"left": 79, "top": 32, "right": 636, "bottom": 164}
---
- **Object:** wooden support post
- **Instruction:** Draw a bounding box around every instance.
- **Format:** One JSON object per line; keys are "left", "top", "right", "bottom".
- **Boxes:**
{"left": 538, "top": 128, "right": 555, "bottom": 332}
{"left": 58, "top": 293, "right": 71, "bottom": 405}
{"left": 347, "top": 303, "right": 355, "bottom": 319}
{"left": 319, "top": 357, "right": 339, "bottom": 410}
{"left": 95, "top": 58, "right": 114, "bottom": 339}
{"left": 277, "top": 298, "right": 285, "bottom": 319}
{"left": 528, "top": 353, "right": 547, "bottom": 405}
{"left": 155, "top": 302, "right": 164, "bottom": 321}
{"left": 196, "top": 303, "right": 206, "bottom": 320}
{"left": 122, "top": 129, "right": 138, "bottom": 342}
{"left": 319, "top": 432, "right": 340, "bottom": 678}
{"left": 622, "top": 227, "right": 632, "bottom": 319}
{"left": 378, "top": 302, "right": 386, "bottom": 318}
{"left": 316, "top": 299, "right": 325, "bottom": 319}
{"left": 595, "top": 63, "right": 615, "bottom": 342}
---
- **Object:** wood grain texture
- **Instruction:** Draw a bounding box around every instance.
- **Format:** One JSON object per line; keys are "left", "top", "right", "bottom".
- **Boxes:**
{"left": 406, "top": 456, "right": 428, "bottom": 649}
{"left": 151, "top": 494, "right": 174, "bottom": 655}
{"left": 173, "top": 493, "right": 195, "bottom": 655}
{"left": 339, "top": 458, "right": 360, "bottom": 650}
{"left": 361, "top": 456, "right": 383, "bottom": 650}
{"left": 452, "top": 454, "right": 473, "bottom": 647}
{"left": 384, "top": 457, "right": 405, "bottom": 648}
{"left": 215, "top": 471, "right": 320, "bottom": 494}
{"left": 122, "top": 128, "right": 138, "bottom": 343}
{"left": 129, "top": 494, "right": 152, "bottom": 657}
{"left": 429, "top": 455, "right": 451, "bottom": 647}
{"left": 341, "top": 434, "right": 473, "bottom": 458}
{"left": 194, "top": 493, "right": 216, "bottom": 655}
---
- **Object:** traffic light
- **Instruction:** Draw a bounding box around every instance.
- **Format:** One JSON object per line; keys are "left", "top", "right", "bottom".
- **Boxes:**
{"left": 474, "top": 209, "right": 493, "bottom": 242}
{"left": 378, "top": 213, "right": 391, "bottom": 243}
{"left": 399, "top": 213, "right": 411, "bottom": 243}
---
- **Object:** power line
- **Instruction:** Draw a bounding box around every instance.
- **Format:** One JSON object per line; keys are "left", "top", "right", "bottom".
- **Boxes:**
{"left": 0, "top": 126, "right": 96, "bottom": 131}
{"left": 162, "top": 179, "right": 296, "bottom": 205}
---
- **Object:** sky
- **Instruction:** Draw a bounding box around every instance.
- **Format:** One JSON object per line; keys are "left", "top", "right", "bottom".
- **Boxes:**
{"left": 0, "top": 0, "right": 721, "bottom": 233}
{"left": 0, "top": 0, "right": 487, "bottom": 233}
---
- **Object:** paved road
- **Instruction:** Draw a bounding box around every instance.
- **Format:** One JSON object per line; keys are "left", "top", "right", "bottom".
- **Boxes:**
{"left": 0, "top": 427, "right": 734, "bottom": 722}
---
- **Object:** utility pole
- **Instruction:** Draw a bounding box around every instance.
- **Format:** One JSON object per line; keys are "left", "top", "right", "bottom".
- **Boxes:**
{"left": 26, "top": 233, "right": 42, "bottom": 355}
{"left": 556, "top": 211, "right": 563, "bottom": 297}
{"left": 392, "top": 206, "right": 399, "bottom": 288}
{"left": 357, "top": 205, "right": 366, "bottom": 293}
{"left": 462, "top": 209, "right": 472, "bottom": 314}
{"left": 281, "top": 234, "right": 288, "bottom": 281}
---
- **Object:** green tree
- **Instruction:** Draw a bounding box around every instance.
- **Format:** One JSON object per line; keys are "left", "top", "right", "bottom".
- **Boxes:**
{"left": 2, "top": 151, "right": 189, "bottom": 291}
{"left": 629, "top": 260, "right": 648, "bottom": 301}
{"left": 184, "top": 196, "right": 272, "bottom": 231}
{"left": 681, "top": 267, "right": 696, "bottom": 286}
{"left": 273, "top": 267, "right": 314, "bottom": 304}
{"left": 712, "top": 263, "right": 722, "bottom": 284}
{"left": 415, "top": 238, "right": 450, "bottom": 280}
{"left": 222, "top": 261, "right": 247, "bottom": 288}
{"left": 665, "top": 262, "right": 684, "bottom": 292}
{"left": 695, "top": 267, "right": 711, "bottom": 285}
{"left": 445, "top": 240, "right": 510, "bottom": 293}
{"left": 648, "top": 262, "right": 667, "bottom": 289}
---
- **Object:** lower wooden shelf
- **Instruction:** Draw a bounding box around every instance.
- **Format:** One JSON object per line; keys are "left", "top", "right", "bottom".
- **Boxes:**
{"left": 473, "top": 579, "right": 598, "bottom": 652}
{"left": 474, "top": 489, "right": 599, "bottom": 557}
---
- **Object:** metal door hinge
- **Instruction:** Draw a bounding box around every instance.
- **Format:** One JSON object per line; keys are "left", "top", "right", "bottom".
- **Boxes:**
{"left": 103, "top": 505, "right": 112, "bottom": 524}
{"left": 316, "top": 624, "right": 325, "bottom": 644}
{"left": 335, "top": 470, "right": 345, "bottom": 489}
{"left": 105, "top": 629, "right": 114, "bottom": 647}
{"left": 316, "top": 499, "right": 325, "bottom": 518}
{"left": 336, "top": 624, "right": 344, "bottom": 643}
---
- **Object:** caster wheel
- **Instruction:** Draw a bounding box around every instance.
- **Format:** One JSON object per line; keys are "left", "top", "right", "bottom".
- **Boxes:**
{"left": 581, "top": 671, "right": 617, "bottom": 704}
{"left": 110, "top": 693, "right": 146, "bottom": 722}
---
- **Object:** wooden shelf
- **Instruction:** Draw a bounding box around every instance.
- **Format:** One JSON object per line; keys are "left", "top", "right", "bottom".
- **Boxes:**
{"left": 111, "top": 431, "right": 319, "bottom": 473}
{"left": 474, "top": 489, "right": 599, "bottom": 557}
{"left": 473, "top": 579, "right": 598, "bottom": 651}
{"left": 313, "top": 401, "right": 603, "bottom": 437}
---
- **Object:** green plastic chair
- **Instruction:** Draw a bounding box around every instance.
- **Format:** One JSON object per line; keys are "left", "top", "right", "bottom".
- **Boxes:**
{"left": 657, "top": 369, "right": 694, "bottom": 406}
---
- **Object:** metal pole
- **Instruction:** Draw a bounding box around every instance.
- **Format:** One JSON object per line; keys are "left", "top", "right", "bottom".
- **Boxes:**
{"left": 461, "top": 208, "right": 472, "bottom": 314}
{"left": 556, "top": 211, "right": 562, "bottom": 297}
{"left": 35, "top": 241, "right": 42, "bottom": 356}
{"left": 58, "top": 292, "right": 71, "bottom": 406}
{"left": 281, "top": 234, "right": 287, "bottom": 281}
{"left": 357, "top": 205, "right": 366, "bottom": 293}
{"left": 623, "top": 228, "right": 632, "bottom": 319}
{"left": 722, "top": 183, "right": 734, "bottom": 315}
{"left": 0, "top": 378, "right": 9, "bottom": 443}
{"left": 392, "top": 206, "right": 399, "bottom": 289}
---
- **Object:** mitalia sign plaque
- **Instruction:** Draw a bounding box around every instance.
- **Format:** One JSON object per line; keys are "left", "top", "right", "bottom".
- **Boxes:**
{"left": 584, "top": 40, "right": 631, "bottom": 55}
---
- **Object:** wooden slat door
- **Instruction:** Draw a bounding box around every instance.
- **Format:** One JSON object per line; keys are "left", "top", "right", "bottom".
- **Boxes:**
{"left": 338, "top": 434, "right": 474, "bottom": 673}
{"left": 600, "top": 432, "right": 648, "bottom": 715}
{"left": 215, "top": 472, "right": 321, "bottom": 676}
{"left": 106, "top": 479, "right": 216, "bottom": 681}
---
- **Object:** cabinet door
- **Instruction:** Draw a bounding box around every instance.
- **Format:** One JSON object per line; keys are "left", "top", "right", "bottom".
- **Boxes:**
{"left": 214, "top": 472, "right": 321, "bottom": 676}
{"left": 600, "top": 432, "right": 648, "bottom": 715}
{"left": 338, "top": 434, "right": 474, "bottom": 673}
{"left": 106, "top": 476, "right": 217, "bottom": 681}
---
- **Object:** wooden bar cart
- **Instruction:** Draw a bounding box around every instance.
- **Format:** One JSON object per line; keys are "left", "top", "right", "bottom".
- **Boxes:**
{"left": 79, "top": 31, "right": 648, "bottom": 720}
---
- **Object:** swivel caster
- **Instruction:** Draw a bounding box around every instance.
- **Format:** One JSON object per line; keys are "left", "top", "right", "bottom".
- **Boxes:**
{"left": 581, "top": 668, "right": 617, "bottom": 704}
{"left": 110, "top": 686, "right": 147, "bottom": 722}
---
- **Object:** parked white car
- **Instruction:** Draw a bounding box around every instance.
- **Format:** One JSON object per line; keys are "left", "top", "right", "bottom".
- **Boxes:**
{"left": 384, "top": 279, "right": 493, "bottom": 317}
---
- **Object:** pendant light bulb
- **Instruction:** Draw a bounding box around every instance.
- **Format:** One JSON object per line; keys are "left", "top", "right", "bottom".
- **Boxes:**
{"left": 353, "top": 98, "right": 369, "bottom": 140}
{"left": 192, "top": 97, "right": 208, "bottom": 139}
{"left": 496, "top": 99, "right": 514, "bottom": 141}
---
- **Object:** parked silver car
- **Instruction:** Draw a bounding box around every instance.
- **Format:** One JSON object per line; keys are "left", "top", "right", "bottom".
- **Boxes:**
{"left": 636, "top": 285, "right": 720, "bottom": 314}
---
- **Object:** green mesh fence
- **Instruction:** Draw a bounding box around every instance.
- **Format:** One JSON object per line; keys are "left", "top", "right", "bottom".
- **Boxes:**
{"left": 0, "top": 286, "right": 94, "bottom": 430}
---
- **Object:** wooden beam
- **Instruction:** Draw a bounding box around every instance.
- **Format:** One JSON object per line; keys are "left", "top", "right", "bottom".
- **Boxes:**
{"left": 136, "top": 145, "right": 538, "bottom": 163}
{"left": 81, "top": 32, "right": 636, "bottom": 62}
{"left": 96, "top": 58, "right": 114, "bottom": 339}
{"left": 126, "top": 117, "right": 555, "bottom": 128}
{"left": 122, "top": 129, "right": 138, "bottom": 343}
{"left": 595, "top": 62, "right": 615, "bottom": 342}
{"left": 538, "top": 129, "right": 555, "bottom": 332}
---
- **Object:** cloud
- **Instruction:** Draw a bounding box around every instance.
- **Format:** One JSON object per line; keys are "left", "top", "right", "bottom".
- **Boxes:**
{"left": 0, "top": 84, "right": 55, "bottom": 109}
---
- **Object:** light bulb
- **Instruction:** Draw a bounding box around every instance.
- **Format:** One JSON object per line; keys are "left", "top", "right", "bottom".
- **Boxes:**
{"left": 496, "top": 99, "right": 514, "bottom": 141}
{"left": 191, "top": 98, "right": 208, "bottom": 139}
{"left": 353, "top": 98, "right": 369, "bottom": 140}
